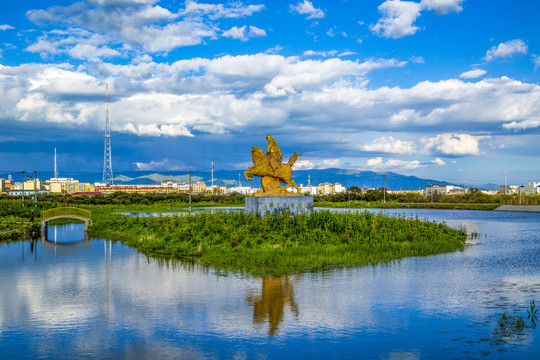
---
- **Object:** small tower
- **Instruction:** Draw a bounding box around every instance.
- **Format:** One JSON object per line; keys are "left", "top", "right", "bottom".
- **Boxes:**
{"left": 54, "top": 148, "right": 58, "bottom": 179}
{"left": 102, "top": 83, "right": 113, "bottom": 186}
{"left": 307, "top": 174, "right": 312, "bottom": 187}
{"left": 211, "top": 161, "right": 214, "bottom": 193}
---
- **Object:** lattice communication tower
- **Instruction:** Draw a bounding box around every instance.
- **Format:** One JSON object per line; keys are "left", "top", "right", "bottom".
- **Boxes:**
{"left": 102, "top": 83, "right": 113, "bottom": 186}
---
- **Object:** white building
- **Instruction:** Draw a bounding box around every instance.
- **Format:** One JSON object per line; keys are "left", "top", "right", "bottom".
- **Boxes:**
{"left": 300, "top": 184, "right": 317, "bottom": 195}
{"left": 425, "top": 184, "right": 455, "bottom": 195}
{"left": 300, "top": 174, "right": 317, "bottom": 195}
{"left": 227, "top": 186, "right": 258, "bottom": 195}
{"left": 316, "top": 182, "right": 346, "bottom": 195}
{"left": 521, "top": 182, "right": 540, "bottom": 195}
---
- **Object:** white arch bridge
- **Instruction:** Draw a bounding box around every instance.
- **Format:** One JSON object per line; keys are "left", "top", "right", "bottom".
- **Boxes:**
{"left": 40, "top": 207, "right": 92, "bottom": 235}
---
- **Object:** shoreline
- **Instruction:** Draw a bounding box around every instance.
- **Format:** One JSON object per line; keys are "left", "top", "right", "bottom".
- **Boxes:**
{"left": 494, "top": 205, "right": 540, "bottom": 213}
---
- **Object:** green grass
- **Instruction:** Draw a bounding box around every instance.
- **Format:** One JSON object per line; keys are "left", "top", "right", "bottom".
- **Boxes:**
{"left": 89, "top": 208, "right": 468, "bottom": 276}
{"left": 0, "top": 221, "right": 40, "bottom": 241}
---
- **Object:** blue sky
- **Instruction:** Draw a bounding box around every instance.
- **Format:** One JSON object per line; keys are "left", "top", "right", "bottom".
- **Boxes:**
{"left": 0, "top": 0, "right": 539, "bottom": 185}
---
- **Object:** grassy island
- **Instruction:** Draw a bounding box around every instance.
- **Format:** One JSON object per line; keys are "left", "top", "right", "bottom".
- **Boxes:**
{"left": 89, "top": 209, "right": 468, "bottom": 275}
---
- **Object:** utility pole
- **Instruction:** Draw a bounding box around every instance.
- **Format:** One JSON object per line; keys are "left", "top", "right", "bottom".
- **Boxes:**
{"left": 504, "top": 170, "right": 507, "bottom": 195}
{"left": 18, "top": 171, "right": 25, "bottom": 206}
{"left": 34, "top": 170, "right": 41, "bottom": 207}
{"left": 189, "top": 169, "right": 192, "bottom": 213}
{"left": 383, "top": 172, "right": 386, "bottom": 205}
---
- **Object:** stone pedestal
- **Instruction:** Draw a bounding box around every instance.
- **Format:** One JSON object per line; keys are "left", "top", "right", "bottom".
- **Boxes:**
{"left": 245, "top": 196, "right": 313, "bottom": 216}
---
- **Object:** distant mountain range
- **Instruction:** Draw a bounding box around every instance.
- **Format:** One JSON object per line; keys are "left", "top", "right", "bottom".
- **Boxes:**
{"left": 1, "top": 168, "right": 498, "bottom": 190}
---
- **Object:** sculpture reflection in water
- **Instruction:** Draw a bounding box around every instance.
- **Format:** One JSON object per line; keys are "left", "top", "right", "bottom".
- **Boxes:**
{"left": 246, "top": 275, "right": 300, "bottom": 336}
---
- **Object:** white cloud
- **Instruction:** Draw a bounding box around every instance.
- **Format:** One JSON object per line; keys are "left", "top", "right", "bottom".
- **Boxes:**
{"left": 370, "top": 0, "right": 423, "bottom": 39}
{"left": 422, "top": 133, "right": 486, "bottom": 156}
{"left": 485, "top": 39, "right": 528, "bottom": 61}
{"left": 69, "top": 44, "right": 120, "bottom": 60}
{"left": 182, "top": 1, "right": 265, "bottom": 19}
{"left": 134, "top": 159, "right": 187, "bottom": 171}
{"left": 389, "top": 109, "right": 420, "bottom": 124}
{"left": 303, "top": 50, "right": 338, "bottom": 57}
{"left": 366, "top": 157, "right": 445, "bottom": 171}
{"left": 248, "top": 26, "right": 266, "bottom": 37}
{"left": 420, "top": 0, "right": 463, "bottom": 15}
{"left": 327, "top": 26, "right": 347, "bottom": 37}
{"left": 290, "top": 0, "right": 325, "bottom": 19}
{"left": 0, "top": 24, "right": 15, "bottom": 30}
{"left": 2, "top": 56, "right": 540, "bottom": 144}
{"left": 371, "top": 0, "right": 463, "bottom": 39}
{"left": 533, "top": 55, "right": 540, "bottom": 71}
{"left": 502, "top": 117, "right": 540, "bottom": 131}
{"left": 264, "top": 57, "right": 405, "bottom": 96}
{"left": 459, "top": 69, "right": 486, "bottom": 79}
{"left": 410, "top": 56, "right": 425, "bottom": 63}
{"left": 360, "top": 136, "right": 416, "bottom": 154}
{"left": 222, "top": 26, "right": 247, "bottom": 40}
{"left": 292, "top": 159, "right": 340, "bottom": 170}
{"left": 25, "top": 1, "right": 265, "bottom": 57}
{"left": 222, "top": 25, "right": 266, "bottom": 41}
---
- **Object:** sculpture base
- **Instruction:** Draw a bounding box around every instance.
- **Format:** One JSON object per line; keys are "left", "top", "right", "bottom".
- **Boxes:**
{"left": 245, "top": 196, "right": 313, "bottom": 216}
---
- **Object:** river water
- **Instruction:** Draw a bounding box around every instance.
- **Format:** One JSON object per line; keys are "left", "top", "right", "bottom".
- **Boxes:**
{"left": 0, "top": 209, "right": 539, "bottom": 359}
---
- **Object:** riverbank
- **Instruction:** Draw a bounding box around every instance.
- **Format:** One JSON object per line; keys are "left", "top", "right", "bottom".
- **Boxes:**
{"left": 495, "top": 205, "right": 540, "bottom": 212}
{"left": 315, "top": 200, "right": 500, "bottom": 211}
{"left": 89, "top": 208, "right": 468, "bottom": 275}
{"left": 0, "top": 221, "right": 40, "bottom": 241}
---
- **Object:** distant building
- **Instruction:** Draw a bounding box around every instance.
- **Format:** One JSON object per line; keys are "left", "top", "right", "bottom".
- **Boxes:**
{"left": 192, "top": 181, "right": 207, "bottom": 194}
{"left": 46, "top": 178, "right": 94, "bottom": 194}
{"left": 94, "top": 184, "right": 178, "bottom": 195}
{"left": 499, "top": 185, "right": 519, "bottom": 195}
{"left": 7, "top": 189, "right": 49, "bottom": 196}
{"left": 521, "top": 182, "right": 540, "bottom": 195}
{"left": 208, "top": 185, "right": 226, "bottom": 194}
{"left": 387, "top": 190, "right": 423, "bottom": 195}
{"left": 448, "top": 187, "right": 466, "bottom": 196}
{"left": 316, "top": 182, "right": 345, "bottom": 195}
{"left": 226, "top": 186, "right": 258, "bottom": 195}
{"left": 23, "top": 179, "right": 41, "bottom": 191}
{"left": 425, "top": 184, "right": 454, "bottom": 196}
{"left": 300, "top": 184, "right": 317, "bottom": 195}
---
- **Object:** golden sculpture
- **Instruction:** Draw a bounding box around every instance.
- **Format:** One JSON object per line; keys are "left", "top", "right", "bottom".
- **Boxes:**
{"left": 244, "top": 135, "right": 303, "bottom": 196}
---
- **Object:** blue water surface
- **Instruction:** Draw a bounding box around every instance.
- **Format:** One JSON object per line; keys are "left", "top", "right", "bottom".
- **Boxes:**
{"left": 0, "top": 209, "right": 539, "bottom": 359}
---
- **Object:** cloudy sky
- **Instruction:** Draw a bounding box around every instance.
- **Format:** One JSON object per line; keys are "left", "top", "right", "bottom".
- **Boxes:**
{"left": 1, "top": 0, "right": 539, "bottom": 185}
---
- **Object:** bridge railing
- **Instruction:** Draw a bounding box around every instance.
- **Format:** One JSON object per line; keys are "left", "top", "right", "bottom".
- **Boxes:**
{"left": 41, "top": 207, "right": 91, "bottom": 222}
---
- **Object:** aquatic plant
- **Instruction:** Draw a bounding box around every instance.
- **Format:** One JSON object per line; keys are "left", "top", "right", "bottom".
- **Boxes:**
{"left": 527, "top": 300, "right": 538, "bottom": 328}
{"left": 495, "top": 313, "right": 526, "bottom": 338}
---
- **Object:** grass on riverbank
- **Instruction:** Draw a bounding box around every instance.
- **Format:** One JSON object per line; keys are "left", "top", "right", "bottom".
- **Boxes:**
{"left": 89, "top": 208, "right": 468, "bottom": 276}
{"left": 315, "top": 201, "right": 500, "bottom": 211}
{"left": 0, "top": 221, "right": 40, "bottom": 241}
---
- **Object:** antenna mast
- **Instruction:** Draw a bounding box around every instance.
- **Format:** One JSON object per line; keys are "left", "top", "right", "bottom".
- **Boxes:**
{"left": 102, "top": 83, "right": 113, "bottom": 186}
{"left": 54, "top": 148, "right": 58, "bottom": 179}
{"left": 211, "top": 161, "right": 214, "bottom": 194}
